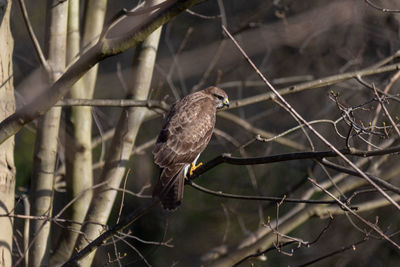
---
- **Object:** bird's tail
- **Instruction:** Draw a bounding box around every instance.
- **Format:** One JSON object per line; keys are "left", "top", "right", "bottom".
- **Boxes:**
{"left": 153, "top": 167, "right": 185, "bottom": 211}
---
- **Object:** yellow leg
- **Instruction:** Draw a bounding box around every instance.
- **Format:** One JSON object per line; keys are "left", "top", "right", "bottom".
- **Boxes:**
{"left": 189, "top": 162, "right": 203, "bottom": 176}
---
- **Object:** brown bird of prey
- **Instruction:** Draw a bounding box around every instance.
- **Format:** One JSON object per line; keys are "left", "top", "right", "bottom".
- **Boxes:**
{"left": 152, "top": 86, "right": 230, "bottom": 210}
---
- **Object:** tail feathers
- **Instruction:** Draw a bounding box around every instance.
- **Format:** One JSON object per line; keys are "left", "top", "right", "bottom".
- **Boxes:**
{"left": 153, "top": 167, "right": 185, "bottom": 211}
{"left": 160, "top": 170, "right": 184, "bottom": 210}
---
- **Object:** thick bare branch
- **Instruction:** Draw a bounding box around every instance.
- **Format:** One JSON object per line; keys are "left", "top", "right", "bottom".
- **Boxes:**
{"left": 0, "top": 0, "right": 203, "bottom": 145}
{"left": 56, "top": 98, "right": 169, "bottom": 110}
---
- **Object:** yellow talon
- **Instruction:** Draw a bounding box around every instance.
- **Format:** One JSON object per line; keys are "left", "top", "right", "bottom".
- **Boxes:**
{"left": 189, "top": 162, "right": 203, "bottom": 176}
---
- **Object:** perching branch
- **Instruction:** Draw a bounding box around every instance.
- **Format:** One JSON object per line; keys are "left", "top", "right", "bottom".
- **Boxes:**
{"left": 69, "top": 143, "right": 400, "bottom": 266}
{"left": 188, "top": 144, "right": 400, "bottom": 181}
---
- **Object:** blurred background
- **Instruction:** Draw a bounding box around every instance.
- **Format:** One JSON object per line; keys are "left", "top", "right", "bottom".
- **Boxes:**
{"left": 9, "top": 0, "right": 400, "bottom": 266}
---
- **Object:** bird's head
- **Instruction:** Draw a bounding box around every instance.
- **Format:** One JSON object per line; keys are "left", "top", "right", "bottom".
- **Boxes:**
{"left": 204, "top": 86, "right": 230, "bottom": 109}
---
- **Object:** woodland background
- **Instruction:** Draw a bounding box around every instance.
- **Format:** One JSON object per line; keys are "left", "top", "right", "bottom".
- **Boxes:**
{"left": 1, "top": 0, "right": 400, "bottom": 266}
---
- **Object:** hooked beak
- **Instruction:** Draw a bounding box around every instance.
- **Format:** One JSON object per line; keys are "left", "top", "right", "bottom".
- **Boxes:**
{"left": 223, "top": 98, "right": 230, "bottom": 107}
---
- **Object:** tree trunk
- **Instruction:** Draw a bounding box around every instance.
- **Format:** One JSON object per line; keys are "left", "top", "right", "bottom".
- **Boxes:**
{"left": 29, "top": 0, "right": 68, "bottom": 266}
{"left": 49, "top": 1, "right": 107, "bottom": 265}
{"left": 73, "top": 2, "right": 163, "bottom": 264}
{"left": 0, "top": 1, "right": 16, "bottom": 266}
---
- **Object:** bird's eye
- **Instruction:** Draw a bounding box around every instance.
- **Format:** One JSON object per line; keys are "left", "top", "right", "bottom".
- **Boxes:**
{"left": 213, "top": 94, "right": 224, "bottom": 100}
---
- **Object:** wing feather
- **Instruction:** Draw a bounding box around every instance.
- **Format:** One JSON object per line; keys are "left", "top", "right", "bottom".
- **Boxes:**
{"left": 153, "top": 94, "right": 216, "bottom": 167}
{"left": 152, "top": 91, "right": 217, "bottom": 209}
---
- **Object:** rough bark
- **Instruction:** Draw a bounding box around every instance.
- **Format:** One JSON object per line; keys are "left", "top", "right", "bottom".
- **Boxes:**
{"left": 28, "top": 0, "right": 68, "bottom": 266}
{"left": 0, "top": 1, "right": 15, "bottom": 266}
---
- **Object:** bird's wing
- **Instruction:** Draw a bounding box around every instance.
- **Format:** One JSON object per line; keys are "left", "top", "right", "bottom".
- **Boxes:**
{"left": 152, "top": 95, "right": 216, "bottom": 208}
{"left": 153, "top": 96, "right": 216, "bottom": 167}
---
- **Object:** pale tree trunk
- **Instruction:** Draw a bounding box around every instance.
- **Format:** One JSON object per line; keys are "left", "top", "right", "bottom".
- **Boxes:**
{"left": 29, "top": 0, "right": 68, "bottom": 266}
{"left": 73, "top": 2, "right": 163, "bottom": 265}
{"left": 0, "top": 0, "right": 201, "bottom": 145}
{"left": 49, "top": 0, "right": 107, "bottom": 265}
{"left": 82, "top": 0, "right": 107, "bottom": 97}
{"left": 0, "top": 1, "right": 15, "bottom": 266}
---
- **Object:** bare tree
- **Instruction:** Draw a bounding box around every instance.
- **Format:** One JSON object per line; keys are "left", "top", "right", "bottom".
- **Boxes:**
{"left": 28, "top": 1, "right": 68, "bottom": 266}
{"left": 2, "top": 0, "right": 400, "bottom": 266}
{"left": 49, "top": 0, "right": 107, "bottom": 264}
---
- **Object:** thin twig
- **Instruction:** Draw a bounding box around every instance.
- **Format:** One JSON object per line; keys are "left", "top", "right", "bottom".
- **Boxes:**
{"left": 114, "top": 235, "right": 151, "bottom": 267}
{"left": 186, "top": 9, "right": 221, "bottom": 19}
{"left": 219, "top": 111, "right": 306, "bottom": 150}
{"left": 296, "top": 238, "right": 367, "bottom": 267}
{"left": 0, "top": 0, "right": 203, "bottom": 145}
{"left": 222, "top": 25, "right": 400, "bottom": 211}
{"left": 0, "top": 74, "right": 13, "bottom": 90}
{"left": 118, "top": 231, "right": 173, "bottom": 248}
{"left": 117, "top": 170, "right": 130, "bottom": 224}
{"left": 308, "top": 178, "right": 400, "bottom": 250}
{"left": 234, "top": 219, "right": 334, "bottom": 266}
{"left": 228, "top": 62, "right": 400, "bottom": 111}
{"left": 62, "top": 199, "right": 160, "bottom": 266}
{"left": 364, "top": 0, "right": 400, "bottom": 13}
{"left": 187, "top": 180, "right": 336, "bottom": 204}
{"left": 372, "top": 84, "right": 400, "bottom": 137}
{"left": 54, "top": 181, "right": 109, "bottom": 219}
{"left": 320, "top": 158, "right": 400, "bottom": 195}
{"left": 17, "top": 0, "right": 51, "bottom": 73}
{"left": 260, "top": 118, "right": 346, "bottom": 141}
